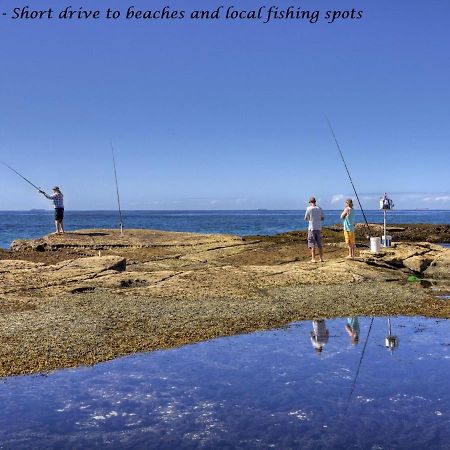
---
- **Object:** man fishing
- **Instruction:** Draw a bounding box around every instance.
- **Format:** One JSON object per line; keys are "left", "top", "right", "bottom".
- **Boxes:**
{"left": 39, "top": 186, "right": 65, "bottom": 234}
{"left": 1, "top": 162, "right": 66, "bottom": 235}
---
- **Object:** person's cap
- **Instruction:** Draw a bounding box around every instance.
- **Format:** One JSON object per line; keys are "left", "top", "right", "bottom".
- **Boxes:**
{"left": 309, "top": 196, "right": 316, "bottom": 204}
{"left": 52, "top": 186, "right": 60, "bottom": 191}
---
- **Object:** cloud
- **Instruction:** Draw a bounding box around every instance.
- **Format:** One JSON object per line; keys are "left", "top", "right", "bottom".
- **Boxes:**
{"left": 422, "top": 195, "right": 450, "bottom": 202}
{"left": 359, "top": 195, "right": 381, "bottom": 202}
{"left": 325, "top": 192, "right": 450, "bottom": 209}
{"left": 330, "top": 194, "right": 346, "bottom": 204}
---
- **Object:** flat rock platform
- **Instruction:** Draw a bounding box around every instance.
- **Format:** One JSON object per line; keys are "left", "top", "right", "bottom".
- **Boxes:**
{"left": 0, "top": 226, "right": 448, "bottom": 376}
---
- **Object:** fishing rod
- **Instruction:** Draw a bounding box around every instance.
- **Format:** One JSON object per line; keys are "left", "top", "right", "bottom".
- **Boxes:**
{"left": 110, "top": 142, "right": 124, "bottom": 235}
{"left": 325, "top": 117, "right": 372, "bottom": 238}
{"left": 345, "top": 317, "right": 374, "bottom": 412}
{"left": 1, "top": 160, "right": 41, "bottom": 191}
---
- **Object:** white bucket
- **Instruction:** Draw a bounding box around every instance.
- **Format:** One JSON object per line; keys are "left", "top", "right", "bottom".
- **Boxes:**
{"left": 370, "top": 237, "right": 381, "bottom": 253}
{"left": 382, "top": 235, "right": 392, "bottom": 247}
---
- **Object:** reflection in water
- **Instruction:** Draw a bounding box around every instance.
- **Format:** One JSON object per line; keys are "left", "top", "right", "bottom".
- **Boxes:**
{"left": 345, "top": 317, "right": 360, "bottom": 344}
{"left": 310, "top": 320, "right": 329, "bottom": 352}
{"left": 0, "top": 317, "right": 449, "bottom": 449}
{"left": 385, "top": 317, "right": 400, "bottom": 351}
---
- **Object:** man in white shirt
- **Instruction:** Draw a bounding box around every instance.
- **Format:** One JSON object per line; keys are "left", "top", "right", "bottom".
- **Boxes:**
{"left": 304, "top": 196, "right": 324, "bottom": 262}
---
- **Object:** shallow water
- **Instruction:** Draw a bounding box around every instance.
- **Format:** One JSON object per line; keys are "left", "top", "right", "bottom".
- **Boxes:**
{"left": 0, "top": 316, "right": 448, "bottom": 449}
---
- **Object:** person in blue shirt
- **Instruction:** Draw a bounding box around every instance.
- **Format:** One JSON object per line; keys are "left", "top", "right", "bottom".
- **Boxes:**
{"left": 340, "top": 198, "right": 355, "bottom": 259}
{"left": 345, "top": 317, "right": 360, "bottom": 344}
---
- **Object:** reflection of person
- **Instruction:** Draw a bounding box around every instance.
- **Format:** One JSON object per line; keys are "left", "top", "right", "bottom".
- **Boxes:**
{"left": 345, "top": 317, "right": 360, "bottom": 344}
{"left": 340, "top": 198, "right": 355, "bottom": 259}
{"left": 310, "top": 320, "right": 329, "bottom": 352}
{"left": 304, "top": 196, "right": 324, "bottom": 263}
{"left": 39, "top": 186, "right": 65, "bottom": 234}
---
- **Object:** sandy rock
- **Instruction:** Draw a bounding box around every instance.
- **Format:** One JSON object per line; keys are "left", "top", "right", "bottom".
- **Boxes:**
{"left": 360, "top": 242, "right": 447, "bottom": 274}
{"left": 424, "top": 252, "right": 450, "bottom": 279}
{"left": 10, "top": 229, "right": 244, "bottom": 252}
{"left": 0, "top": 255, "right": 126, "bottom": 298}
{"left": 10, "top": 239, "right": 47, "bottom": 252}
{"left": 0, "top": 260, "right": 45, "bottom": 272}
{"left": 59, "top": 255, "right": 126, "bottom": 272}
{"left": 3, "top": 233, "right": 448, "bottom": 302}
{"left": 403, "top": 255, "right": 434, "bottom": 273}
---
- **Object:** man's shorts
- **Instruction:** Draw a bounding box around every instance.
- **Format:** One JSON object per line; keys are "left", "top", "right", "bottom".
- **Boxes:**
{"left": 344, "top": 230, "right": 355, "bottom": 245}
{"left": 308, "top": 230, "right": 322, "bottom": 248}
{"left": 54, "top": 208, "right": 64, "bottom": 221}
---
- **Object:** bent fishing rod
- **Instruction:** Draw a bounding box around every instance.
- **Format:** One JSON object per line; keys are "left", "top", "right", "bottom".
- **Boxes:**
{"left": 1, "top": 161, "right": 41, "bottom": 191}
{"left": 325, "top": 117, "right": 372, "bottom": 238}
{"left": 110, "top": 142, "right": 124, "bottom": 235}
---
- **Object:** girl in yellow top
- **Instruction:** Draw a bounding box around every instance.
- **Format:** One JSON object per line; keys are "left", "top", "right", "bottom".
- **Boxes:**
{"left": 340, "top": 198, "right": 355, "bottom": 259}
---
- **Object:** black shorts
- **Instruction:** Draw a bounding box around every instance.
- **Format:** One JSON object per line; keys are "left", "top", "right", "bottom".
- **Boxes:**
{"left": 54, "top": 208, "right": 64, "bottom": 221}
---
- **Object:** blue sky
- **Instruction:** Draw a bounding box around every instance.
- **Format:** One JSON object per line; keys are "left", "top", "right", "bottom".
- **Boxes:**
{"left": 1, "top": 0, "right": 449, "bottom": 210}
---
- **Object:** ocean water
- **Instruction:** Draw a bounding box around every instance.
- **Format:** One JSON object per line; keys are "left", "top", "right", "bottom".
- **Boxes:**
{"left": 0, "top": 316, "right": 448, "bottom": 449}
{"left": 0, "top": 209, "right": 449, "bottom": 249}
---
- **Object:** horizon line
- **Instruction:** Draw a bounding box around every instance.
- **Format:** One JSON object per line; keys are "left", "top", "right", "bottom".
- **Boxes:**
{"left": 1, "top": 209, "right": 450, "bottom": 213}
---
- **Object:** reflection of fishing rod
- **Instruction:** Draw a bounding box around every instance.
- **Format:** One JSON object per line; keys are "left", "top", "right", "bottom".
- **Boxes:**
{"left": 110, "top": 142, "right": 124, "bottom": 235}
{"left": 325, "top": 117, "right": 372, "bottom": 238}
{"left": 345, "top": 317, "right": 374, "bottom": 411}
{"left": 1, "top": 161, "right": 41, "bottom": 191}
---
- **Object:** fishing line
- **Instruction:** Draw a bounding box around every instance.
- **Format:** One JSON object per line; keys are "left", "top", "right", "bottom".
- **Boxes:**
{"left": 345, "top": 316, "right": 374, "bottom": 411}
{"left": 110, "top": 142, "right": 124, "bottom": 235}
{"left": 1, "top": 160, "right": 41, "bottom": 191}
{"left": 325, "top": 117, "right": 372, "bottom": 237}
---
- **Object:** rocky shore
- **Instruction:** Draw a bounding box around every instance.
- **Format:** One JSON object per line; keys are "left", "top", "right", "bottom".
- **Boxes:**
{"left": 0, "top": 224, "right": 449, "bottom": 377}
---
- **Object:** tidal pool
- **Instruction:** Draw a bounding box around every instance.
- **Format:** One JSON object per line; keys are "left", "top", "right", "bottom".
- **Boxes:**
{"left": 0, "top": 317, "right": 449, "bottom": 449}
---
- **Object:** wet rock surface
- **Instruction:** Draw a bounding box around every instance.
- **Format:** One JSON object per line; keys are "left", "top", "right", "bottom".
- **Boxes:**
{"left": 0, "top": 226, "right": 449, "bottom": 376}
